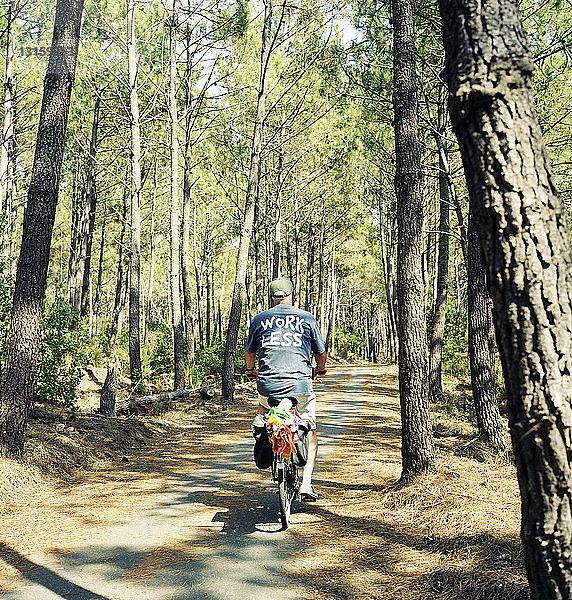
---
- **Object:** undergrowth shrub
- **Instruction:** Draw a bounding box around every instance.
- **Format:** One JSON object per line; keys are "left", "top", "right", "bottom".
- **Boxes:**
{"left": 335, "top": 326, "right": 365, "bottom": 360}
{"left": 34, "top": 298, "right": 93, "bottom": 408}
{"left": 192, "top": 324, "right": 247, "bottom": 384}
{"left": 0, "top": 265, "right": 93, "bottom": 409}
{"left": 442, "top": 301, "right": 470, "bottom": 379}
{"left": 148, "top": 323, "right": 173, "bottom": 377}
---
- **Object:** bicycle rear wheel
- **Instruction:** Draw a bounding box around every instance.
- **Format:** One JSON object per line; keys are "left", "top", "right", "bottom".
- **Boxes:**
{"left": 278, "top": 459, "right": 299, "bottom": 529}
{"left": 278, "top": 466, "right": 290, "bottom": 529}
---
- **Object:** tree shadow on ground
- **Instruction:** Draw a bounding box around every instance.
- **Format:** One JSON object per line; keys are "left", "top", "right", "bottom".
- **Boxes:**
{"left": 0, "top": 544, "right": 112, "bottom": 600}
{"left": 292, "top": 499, "right": 529, "bottom": 600}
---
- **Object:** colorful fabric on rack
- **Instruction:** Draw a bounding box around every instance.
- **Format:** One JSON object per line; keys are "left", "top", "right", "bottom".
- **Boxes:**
{"left": 267, "top": 401, "right": 299, "bottom": 459}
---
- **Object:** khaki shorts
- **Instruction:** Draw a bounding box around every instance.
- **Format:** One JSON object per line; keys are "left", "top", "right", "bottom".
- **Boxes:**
{"left": 258, "top": 392, "right": 317, "bottom": 430}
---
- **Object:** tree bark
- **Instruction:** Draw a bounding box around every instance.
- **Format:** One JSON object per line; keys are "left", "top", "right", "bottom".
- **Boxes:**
{"left": 221, "top": 0, "right": 274, "bottom": 404}
{"left": 127, "top": 0, "right": 143, "bottom": 388}
{"left": 168, "top": 0, "right": 185, "bottom": 390}
{"left": 392, "top": 0, "right": 434, "bottom": 480}
{"left": 428, "top": 93, "right": 450, "bottom": 403}
{"left": 467, "top": 210, "right": 508, "bottom": 453}
{"left": 0, "top": 0, "right": 84, "bottom": 456}
{"left": 100, "top": 359, "right": 120, "bottom": 417}
{"left": 439, "top": 1, "right": 572, "bottom": 598}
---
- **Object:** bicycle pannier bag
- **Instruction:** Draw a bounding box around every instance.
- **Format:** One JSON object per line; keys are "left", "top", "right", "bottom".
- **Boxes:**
{"left": 253, "top": 426, "right": 273, "bottom": 469}
{"left": 293, "top": 422, "right": 310, "bottom": 467}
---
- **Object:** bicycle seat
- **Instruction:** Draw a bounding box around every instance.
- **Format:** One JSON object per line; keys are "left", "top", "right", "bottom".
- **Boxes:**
{"left": 267, "top": 397, "right": 298, "bottom": 408}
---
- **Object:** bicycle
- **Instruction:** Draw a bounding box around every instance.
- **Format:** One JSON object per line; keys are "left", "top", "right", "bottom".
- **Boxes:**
{"left": 266, "top": 397, "right": 307, "bottom": 529}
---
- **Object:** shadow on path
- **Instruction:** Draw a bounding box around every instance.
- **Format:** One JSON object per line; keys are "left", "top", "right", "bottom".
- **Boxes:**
{"left": 0, "top": 544, "right": 112, "bottom": 600}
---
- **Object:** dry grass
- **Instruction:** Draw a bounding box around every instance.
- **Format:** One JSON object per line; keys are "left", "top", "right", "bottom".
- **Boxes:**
{"left": 289, "top": 365, "right": 528, "bottom": 600}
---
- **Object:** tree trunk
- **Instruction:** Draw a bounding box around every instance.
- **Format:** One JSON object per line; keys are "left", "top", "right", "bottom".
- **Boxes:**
{"left": 109, "top": 188, "right": 128, "bottom": 347}
{"left": 182, "top": 45, "right": 194, "bottom": 370}
{"left": 144, "top": 164, "right": 157, "bottom": 345}
{"left": 193, "top": 203, "right": 203, "bottom": 349}
{"left": 93, "top": 197, "right": 106, "bottom": 318}
{"left": 272, "top": 204, "right": 281, "bottom": 280}
{"left": 127, "top": 0, "right": 143, "bottom": 388}
{"left": 221, "top": 0, "right": 274, "bottom": 404}
{"left": 100, "top": 359, "right": 120, "bottom": 417}
{"left": 79, "top": 93, "right": 100, "bottom": 318}
{"left": 0, "top": 0, "right": 84, "bottom": 456}
{"left": 304, "top": 221, "right": 313, "bottom": 312}
{"left": 467, "top": 210, "right": 508, "bottom": 453}
{"left": 392, "top": 0, "right": 434, "bottom": 480}
{"left": 378, "top": 186, "right": 398, "bottom": 363}
{"left": 205, "top": 246, "right": 211, "bottom": 346}
{"left": 0, "top": 0, "right": 15, "bottom": 217}
{"left": 218, "top": 248, "right": 229, "bottom": 342}
{"left": 428, "top": 93, "right": 450, "bottom": 403}
{"left": 439, "top": 2, "right": 572, "bottom": 598}
{"left": 168, "top": 0, "right": 185, "bottom": 390}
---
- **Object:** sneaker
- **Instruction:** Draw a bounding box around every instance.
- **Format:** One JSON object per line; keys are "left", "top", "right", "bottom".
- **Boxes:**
{"left": 299, "top": 485, "right": 318, "bottom": 502}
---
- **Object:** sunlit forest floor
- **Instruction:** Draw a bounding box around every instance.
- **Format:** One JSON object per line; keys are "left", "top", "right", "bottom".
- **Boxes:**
{"left": 291, "top": 366, "right": 527, "bottom": 600}
{"left": 0, "top": 365, "right": 527, "bottom": 599}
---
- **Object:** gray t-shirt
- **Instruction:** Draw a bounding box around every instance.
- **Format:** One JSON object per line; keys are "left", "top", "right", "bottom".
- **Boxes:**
{"left": 246, "top": 304, "right": 326, "bottom": 398}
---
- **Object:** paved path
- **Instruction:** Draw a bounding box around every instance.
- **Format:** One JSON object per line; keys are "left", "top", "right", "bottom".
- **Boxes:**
{"left": 2, "top": 366, "right": 371, "bottom": 600}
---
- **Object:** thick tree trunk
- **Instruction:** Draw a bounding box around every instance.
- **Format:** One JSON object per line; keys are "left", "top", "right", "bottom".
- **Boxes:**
{"left": 168, "top": 0, "right": 185, "bottom": 390}
{"left": 428, "top": 97, "right": 450, "bottom": 403}
{"left": 0, "top": 0, "right": 84, "bottom": 456}
{"left": 392, "top": 0, "right": 434, "bottom": 480}
{"left": 439, "top": 2, "right": 572, "bottom": 598}
{"left": 127, "top": 0, "right": 143, "bottom": 388}
{"left": 467, "top": 210, "right": 508, "bottom": 453}
{"left": 221, "top": 0, "right": 274, "bottom": 404}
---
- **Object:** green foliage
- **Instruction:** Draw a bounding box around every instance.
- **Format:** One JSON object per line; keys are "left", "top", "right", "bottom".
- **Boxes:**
{"left": 441, "top": 301, "right": 470, "bottom": 379}
{"left": 193, "top": 341, "right": 225, "bottom": 380}
{"left": 34, "top": 299, "right": 93, "bottom": 408}
{"left": 148, "top": 324, "right": 173, "bottom": 377}
{"left": 335, "top": 326, "right": 365, "bottom": 360}
{"left": 193, "top": 324, "right": 247, "bottom": 383}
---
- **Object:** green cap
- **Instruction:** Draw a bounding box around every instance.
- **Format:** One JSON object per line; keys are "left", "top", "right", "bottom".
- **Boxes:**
{"left": 269, "top": 277, "right": 294, "bottom": 299}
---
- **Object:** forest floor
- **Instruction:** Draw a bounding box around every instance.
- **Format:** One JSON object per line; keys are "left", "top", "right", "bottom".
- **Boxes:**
{"left": 0, "top": 364, "right": 528, "bottom": 600}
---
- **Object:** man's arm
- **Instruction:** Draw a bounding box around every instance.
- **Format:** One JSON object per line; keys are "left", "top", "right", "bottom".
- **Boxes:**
{"left": 245, "top": 351, "right": 257, "bottom": 371}
{"left": 314, "top": 351, "right": 327, "bottom": 373}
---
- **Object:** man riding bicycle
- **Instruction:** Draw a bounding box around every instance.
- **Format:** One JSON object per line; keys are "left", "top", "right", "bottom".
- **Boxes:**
{"left": 245, "top": 277, "right": 327, "bottom": 502}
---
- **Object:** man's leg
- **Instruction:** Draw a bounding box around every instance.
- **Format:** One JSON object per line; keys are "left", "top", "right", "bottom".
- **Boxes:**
{"left": 301, "top": 428, "right": 317, "bottom": 488}
{"left": 297, "top": 393, "right": 319, "bottom": 500}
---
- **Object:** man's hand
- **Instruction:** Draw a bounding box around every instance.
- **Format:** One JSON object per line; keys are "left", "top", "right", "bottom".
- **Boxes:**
{"left": 312, "top": 367, "right": 327, "bottom": 379}
{"left": 245, "top": 370, "right": 258, "bottom": 381}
